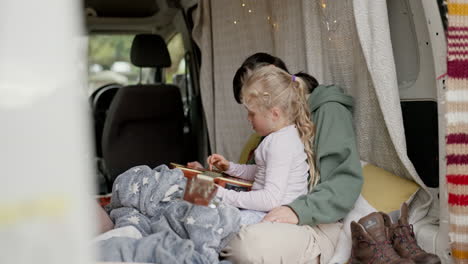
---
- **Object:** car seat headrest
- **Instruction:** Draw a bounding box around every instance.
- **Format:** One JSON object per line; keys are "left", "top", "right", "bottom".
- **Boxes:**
{"left": 130, "top": 34, "right": 171, "bottom": 68}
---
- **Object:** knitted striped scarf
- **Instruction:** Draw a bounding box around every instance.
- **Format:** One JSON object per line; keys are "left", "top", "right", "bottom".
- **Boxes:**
{"left": 447, "top": 0, "right": 468, "bottom": 262}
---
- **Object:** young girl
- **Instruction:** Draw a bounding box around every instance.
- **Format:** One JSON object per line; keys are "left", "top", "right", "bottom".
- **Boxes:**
{"left": 208, "top": 65, "right": 316, "bottom": 224}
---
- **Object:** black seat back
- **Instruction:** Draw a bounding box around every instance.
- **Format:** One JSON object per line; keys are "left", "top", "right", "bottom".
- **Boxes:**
{"left": 91, "top": 83, "right": 121, "bottom": 157}
{"left": 102, "top": 34, "right": 186, "bottom": 180}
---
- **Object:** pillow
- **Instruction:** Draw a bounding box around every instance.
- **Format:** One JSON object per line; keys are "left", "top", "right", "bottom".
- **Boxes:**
{"left": 238, "top": 133, "right": 262, "bottom": 164}
{"left": 238, "top": 134, "right": 420, "bottom": 213}
{"left": 360, "top": 161, "right": 420, "bottom": 213}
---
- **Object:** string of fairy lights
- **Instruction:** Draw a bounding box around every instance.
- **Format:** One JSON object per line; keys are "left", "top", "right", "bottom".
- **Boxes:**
{"left": 232, "top": 0, "right": 279, "bottom": 30}
{"left": 318, "top": 0, "right": 338, "bottom": 40}
{"left": 231, "top": 0, "right": 333, "bottom": 35}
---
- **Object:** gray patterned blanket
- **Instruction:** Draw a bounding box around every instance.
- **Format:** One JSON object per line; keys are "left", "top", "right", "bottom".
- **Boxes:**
{"left": 96, "top": 165, "right": 241, "bottom": 264}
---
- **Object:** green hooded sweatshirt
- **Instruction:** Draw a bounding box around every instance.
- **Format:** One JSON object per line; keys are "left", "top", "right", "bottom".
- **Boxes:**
{"left": 288, "top": 84, "right": 363, "bottom": 227}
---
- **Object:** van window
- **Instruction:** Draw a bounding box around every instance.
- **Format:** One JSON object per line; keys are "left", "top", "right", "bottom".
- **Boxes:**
{"left": 165, "top": 33, "right": 191, "bottom": 114}
{"left": 165, "top": 33, "right": 186, "bottom": 84}
{"left": 87, "top": 34, "right": 151, "bottom": 95}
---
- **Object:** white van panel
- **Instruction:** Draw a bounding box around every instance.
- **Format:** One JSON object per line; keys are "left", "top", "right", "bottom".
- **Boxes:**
{"left": 388, "top": 0, "right": 437, "bottom": 101}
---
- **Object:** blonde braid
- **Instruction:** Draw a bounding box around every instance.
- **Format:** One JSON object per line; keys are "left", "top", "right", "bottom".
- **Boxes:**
{"left": 293, "top": 77, "right": 319, "bottom": 190}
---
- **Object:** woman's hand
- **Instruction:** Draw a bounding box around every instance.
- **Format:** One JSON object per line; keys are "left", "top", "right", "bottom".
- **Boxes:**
{"left": 262, "top": 206, "right": 299, "bottom": 224}
{"left": 187, "top": 161, "right": 204, "bottom": 170}
{"left": 207, "top": 154, "right": 230, "bottom": 171}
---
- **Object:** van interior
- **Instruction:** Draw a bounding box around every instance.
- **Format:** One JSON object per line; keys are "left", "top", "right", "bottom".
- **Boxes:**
{"left": 0, "top": 0, "right": 453, "bottom": 263}
{"left": 87, "top": 0, "right": 448, "bottom": 260}
{"left": 83, "top": 0, "right": 449, "bottom": 260}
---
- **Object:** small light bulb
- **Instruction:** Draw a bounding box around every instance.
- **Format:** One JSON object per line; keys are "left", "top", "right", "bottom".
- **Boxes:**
{"left": 242, "top": 3, "right": 245, "bottom": 7}
{"left": 248, "top": 9, "right": 252, "bottom": 13}
{"left": 322, "top": 3, "right": 326, "bottom": 8}
{"left": 267, "top": 16, "right": 271, "bottom": 20}
{"left": 234, "top": 20, "right": 237, "bottom": 24}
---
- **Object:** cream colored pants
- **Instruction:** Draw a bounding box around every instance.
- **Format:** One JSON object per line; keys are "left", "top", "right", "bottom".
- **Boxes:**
{"left": 220, "top": 221, "right": 342, "bottom": 264}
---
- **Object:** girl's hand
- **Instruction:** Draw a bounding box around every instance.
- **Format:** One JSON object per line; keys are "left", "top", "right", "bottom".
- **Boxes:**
{"left": 187, "top": 161, "right": 204, "bottom": 170}
{"left": 207, "top": 154, "right": 230, "bottom": 171}
{"left": 261, "top": 206, "right": 299, "bottom": 224}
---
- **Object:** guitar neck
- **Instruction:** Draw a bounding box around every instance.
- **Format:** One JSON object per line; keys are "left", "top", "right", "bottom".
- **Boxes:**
{"left": 169, "top": 162, "right": 253, "bottom": 189}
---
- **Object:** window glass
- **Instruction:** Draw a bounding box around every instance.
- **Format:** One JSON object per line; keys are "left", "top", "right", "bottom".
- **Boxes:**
{"left": 165, "top": 33, "right": 186, "bottom": 84}
{"left": 165, "top": 33, "right": 191, "bottom": 115}
{"left": 88, "top": 34, "right": 151, "bottom": 95}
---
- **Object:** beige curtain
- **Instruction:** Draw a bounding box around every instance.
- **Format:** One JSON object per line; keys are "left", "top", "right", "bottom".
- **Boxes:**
{"left": 192, "top": 0, "right": 431, "bottom": 222}
{"left": 192, "top": 0, "right": 309, "bottom": 162}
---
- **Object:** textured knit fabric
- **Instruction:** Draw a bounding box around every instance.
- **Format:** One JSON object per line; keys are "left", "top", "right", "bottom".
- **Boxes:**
{"left": 97, "top": 165, "right": 241, "bottom": 264}
{"left": 289, "top": 85, "right": 363, "bottom": 227}
{"left": 447, "top": 1, "right": 468, "bottom": 262}
{"left": 216, "top": 125, "right": 309, "bottom": 212}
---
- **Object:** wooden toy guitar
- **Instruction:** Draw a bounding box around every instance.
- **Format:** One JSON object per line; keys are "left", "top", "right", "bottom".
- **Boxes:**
{"left": 169, "top": 162, "right": 253, "bottom": 192}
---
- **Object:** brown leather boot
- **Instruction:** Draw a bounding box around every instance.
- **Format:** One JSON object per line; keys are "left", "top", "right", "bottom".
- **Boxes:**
{"left": 348, "top": 212, "right": 414, "bottom": 264}
{"left": 388, "top": 203, "right": 441, "bottom": 264}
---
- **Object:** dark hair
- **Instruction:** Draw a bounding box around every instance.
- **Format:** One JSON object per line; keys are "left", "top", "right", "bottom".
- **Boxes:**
{"left": 295, "top": 72, "right": 319, "bottom": 95}
{"left": 233, "top": 52, "right": 318, "bottom": 103}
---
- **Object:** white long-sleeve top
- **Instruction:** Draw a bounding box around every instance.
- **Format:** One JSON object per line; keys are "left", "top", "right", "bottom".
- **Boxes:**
{"left": 216, "top": 125, "right": 309, "bottom": 212}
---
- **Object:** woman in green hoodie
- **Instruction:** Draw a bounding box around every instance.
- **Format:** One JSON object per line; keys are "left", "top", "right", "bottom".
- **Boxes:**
{"left": 212, "top": 53, "right": 364, "bottom": 263}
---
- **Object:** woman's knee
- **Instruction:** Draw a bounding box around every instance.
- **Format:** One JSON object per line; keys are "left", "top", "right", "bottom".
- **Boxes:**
{"left": 221, "top": 223, "right": 266, "bottom": 263}
{"left": 221, "top": 222, "right": 319, "bottom": 264}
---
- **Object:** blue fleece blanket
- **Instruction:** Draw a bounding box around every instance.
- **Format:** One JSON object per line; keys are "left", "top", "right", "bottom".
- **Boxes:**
{"left": 96, "top": 165, "right": 241, "bottom": 264}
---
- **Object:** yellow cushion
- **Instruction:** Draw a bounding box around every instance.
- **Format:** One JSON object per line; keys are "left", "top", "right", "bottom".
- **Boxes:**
{"left": 361, "top": 162, "right": 420, "bottom": 213}
{"left": 238, "top": 133, "right": 262, "bottom": 164}
{"left": 238, "top": 134, "right": 419, "bottom": 213}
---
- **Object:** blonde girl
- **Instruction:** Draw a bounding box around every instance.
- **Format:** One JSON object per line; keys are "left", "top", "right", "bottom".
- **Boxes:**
{"left": 208, "top": 65, "right": 317, "bottom": 223}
